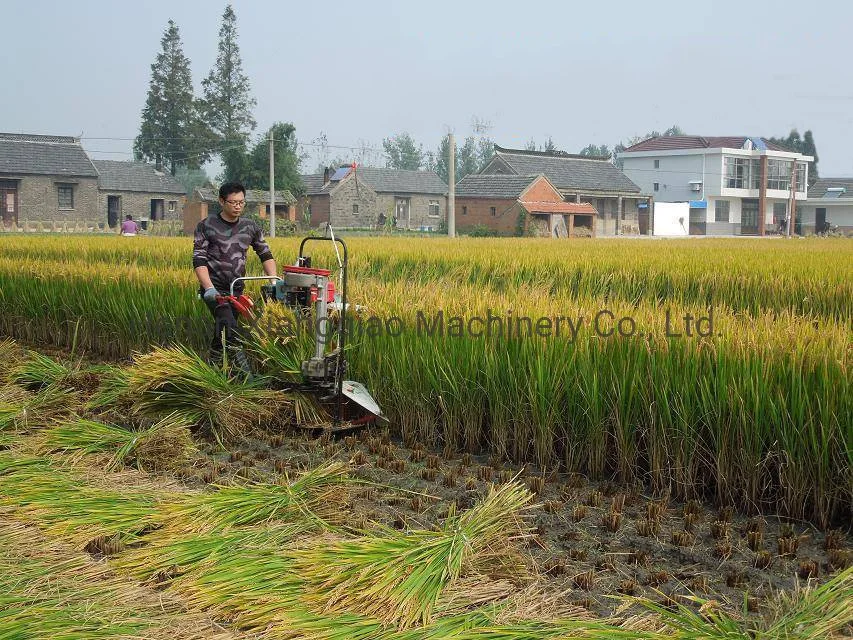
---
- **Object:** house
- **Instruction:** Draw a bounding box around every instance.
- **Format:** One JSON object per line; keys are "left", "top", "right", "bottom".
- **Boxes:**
{"left": 299, "top": 166, "right": 447, "bottom": 231}
{"left": 454, "top": 174, "right": 597, "bottom": 237}
{"left": 0, "top": 133, "right": 99, "bottom": 228}
{"left": 799, "top": 178, "right": 853, "bottom": 235}
{"left": 93, "top": 160, "right": 185, "bottom": 229}
{"left": 618, "top": 136, "right": 812, "bottom": 236}
{"left": 187, "top": 187, "right": 296, "bottom": 235}
{"left": 478, "top": 145, "right": 647, "bottom": 235}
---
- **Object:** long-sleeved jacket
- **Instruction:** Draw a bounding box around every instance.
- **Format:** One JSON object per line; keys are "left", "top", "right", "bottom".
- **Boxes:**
{"left": 192, "top": 213, "right": 274, "bottom": 294}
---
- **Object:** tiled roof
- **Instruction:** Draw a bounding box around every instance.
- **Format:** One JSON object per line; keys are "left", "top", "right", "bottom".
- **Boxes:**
{"left": 520, "top": 200, "right": 597, "bottom": 215}
{"left": 623, "top": 136, "right": 793, "bottom": 153}
{"left": 303, "top": 167, "right": 448, "bottom": 195}
{"left": 807, "top": 178, "right": 853, "bottom": 199}
{"left": 300, "top": 174, "right": 327, "bottom": 195}
{"left": 353, "top": 167, "right": 447, "bottom": 194}
{"left": 455, "top": 174, "right": 541, "bottom": 198}
{"left": 195, "top": 187, "right": 296, "bottom": 205}
{"left": 93, "top": 160, "right": 185, "bottom": 194}
{"left": 486, "top": 146, "right": 641, "bottom": 193}
{"left": 0, "top": 132, "right": 98, "bottom": 177}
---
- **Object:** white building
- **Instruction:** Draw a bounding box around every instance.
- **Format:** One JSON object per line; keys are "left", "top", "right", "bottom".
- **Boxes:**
{"left": 799, "top": 178, "right": 853, "bottom": 235}
{"left": 618, "top": 136, "right": 812, "bottom": 236}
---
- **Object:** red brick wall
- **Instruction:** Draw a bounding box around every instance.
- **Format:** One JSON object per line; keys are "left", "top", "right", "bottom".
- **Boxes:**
{"left": 522, "top": 177, "right": 563, "bottom": 203}
{"left": 297, "top": 195, "right": 329, "bottom": 227}
{"left": 455, "top": 197, "right": 521, "bottom": 235}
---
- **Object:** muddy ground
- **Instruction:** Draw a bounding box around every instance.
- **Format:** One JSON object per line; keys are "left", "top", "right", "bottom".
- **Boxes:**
{"left": 183, "top": 426, "right": 850, "bottom": 619}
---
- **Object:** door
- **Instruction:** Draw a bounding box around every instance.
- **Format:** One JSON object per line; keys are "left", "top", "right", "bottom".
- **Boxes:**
{"left": 816, "top": 207, "right": 827, "bottom": 233}
{"left": 107, "top": 195, "right": 121, "bottom": 228}
{"left": 395, "top": 198, "right": 409, "bottom": 229}
{"left": 150, "top": 198, "right": 164, "bottom": 221}
{"left": 741, "top": 199, "right": 759, "bottom": 235}
{"left": 0, "top": 180, "right": 18, "bottom": 228}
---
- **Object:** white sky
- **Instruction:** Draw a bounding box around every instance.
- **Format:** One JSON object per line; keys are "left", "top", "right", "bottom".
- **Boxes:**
{"left": 3, "top": 0, "right": 851, "bottom": 176}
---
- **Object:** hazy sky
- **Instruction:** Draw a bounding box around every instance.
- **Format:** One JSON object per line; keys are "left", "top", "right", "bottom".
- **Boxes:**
{"left": 3, "top": 0, "right": 851, "bottom": 177}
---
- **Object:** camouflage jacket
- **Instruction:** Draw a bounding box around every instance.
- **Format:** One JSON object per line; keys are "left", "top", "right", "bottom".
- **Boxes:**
{"left": 192, "top": 213, "right": 274, "bottom": 294}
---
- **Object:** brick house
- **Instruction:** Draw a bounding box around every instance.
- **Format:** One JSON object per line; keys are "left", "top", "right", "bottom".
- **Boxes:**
{"left": 455, "top": 174, "right": 597, "bottom": 237}
{"left": 93, "top": 160, "right": 186, "bottom": 229}
{"left": 479, "top": 145, "right": 648, "bottom": 235}
{"left": 0, "top": 133, "right": 99, "bottom": 228}
{"left": 187, "top": 187, "right": 296, "bottom": 235}
{"left": 299, "top": 166, "right": 447, "bottom": 230}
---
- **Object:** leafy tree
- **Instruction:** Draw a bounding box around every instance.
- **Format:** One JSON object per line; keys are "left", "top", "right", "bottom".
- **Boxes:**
{"left": 768, "top": 129, "right": 819, "bottom": 185}
{"left": 543, "top": 137, "right": 557, "bottom": 153}
{"left": 579, "top": 144, "right": 611, "bottom": 158}
{"left": 201, "top": 5, "right": 257, "bottom": 183}
{"left": 242, "top": 123, "right": 303, "bottom": 195}
{"left": 382, "top": 133, "right": 424, "bottom": 170}
{"left": 524, "top": 138, "right": 538, "bottom": 151}
{"left": 134, "top": 20, "right": 210, "bottom": 175}
{"left": 433, "top": 134, "right": 494, "bottom": 184}
{"left": 174, "top": 166, "right": 212, "bottom": 196}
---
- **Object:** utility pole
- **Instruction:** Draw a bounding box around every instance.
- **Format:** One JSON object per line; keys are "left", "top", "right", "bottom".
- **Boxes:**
{"left": 787, "top": 159, "right": 796, "bottom": 238}
{"left": 448, "top": 133, "right": 455, "bottom": 238}
{"left": 269, "top": 129, "right": 276, "bottom": 238}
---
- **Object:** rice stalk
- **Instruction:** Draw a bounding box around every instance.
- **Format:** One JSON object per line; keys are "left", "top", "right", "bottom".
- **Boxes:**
{"left": 294, "top": 481, "right": 535, "bottom": 629}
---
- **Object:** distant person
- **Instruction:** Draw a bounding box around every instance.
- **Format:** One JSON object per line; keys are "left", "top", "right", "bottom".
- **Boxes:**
{"left": 120, "top": 215, "right": 138, "bottom": 236}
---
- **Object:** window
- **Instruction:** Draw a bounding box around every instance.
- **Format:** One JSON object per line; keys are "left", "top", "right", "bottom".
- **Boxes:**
{"left": 490, "top": 206, "right": 496, "bottom": 217}
{"left": 462, "top": 206, "right": 467, "bottom": 216}
{"left": 750, "top": 159, "right": 761, "bottom": 190}
{"left": 795, "top": 162, "right": 806, "bottom": 193}
{"left": 766, "top": 159, "right": 790, "bottom": 191}
{"left": 714, "top": 200, "right": 730, "bottom": 223}
{"left": 428, "top": 200, "right": 440, "bottom": 217}
{"left": 653, "top": 182, "right": 659, "bottom": 192}
{"left": 57, "top": 184, "right": 74, "bottom": 209}
{"left": 654, "top": 159, "right": 660, "bottom": 169}
{"left": 724, "top": 156, "right": 749, "bottom": 189}
{"left": 352, "top": 204, "right": 359, "bottom": 214}
{"left": 168, "top": 201, "right": 177, "bottom": 213}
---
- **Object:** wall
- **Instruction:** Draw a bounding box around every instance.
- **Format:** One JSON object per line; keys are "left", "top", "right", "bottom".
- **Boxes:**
{"left": 621, "top": 153, "right": 707, "bottom": 202}
{"left": 799, "top": 203, "right": 853, "bottom": 233}
{"left": 17, "top": 176, "right": 99, "bottom": 223}
{"left": 329, "top": 175, "right": 378, "bottom": 228}
{"left": 97, "top": 191, "right": 184, "bottom": 228}
{"left": 652, "top": 202, "right": 690, "bottom": 236}
{"left": 375, "top": 194, "right": 446, "bottom": 231}
{"left": 455, "top": 197, "right": 522, "bottom": 235}
{"left": 303, "top": 194, "right": 330, "bottom": 227}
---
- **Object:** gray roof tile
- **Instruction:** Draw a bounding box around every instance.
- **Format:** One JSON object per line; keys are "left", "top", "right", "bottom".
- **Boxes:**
{"left": 302, "top": 167, "right": 448, "bottom": 195}
{"left": 93, "top": 160, "right": 185, "bottom": 194}
{"left": 195, "top": 187, "right": 296, "bottom": 205}
{"left": 455, "top": 174, "right": 540, "bottom": 198}
{"left": 485, "top": 146, "right": 641, "bottom": 193}
{"left": 807, "top": 178, "right": 853, "bottom": 199}
{"left": 0, "top": 133, "right": 98, "bottom": 177}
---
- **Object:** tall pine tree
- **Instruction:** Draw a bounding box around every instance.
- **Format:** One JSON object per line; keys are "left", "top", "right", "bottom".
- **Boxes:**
{"left": 201, "top": 5, "right": 256, "bottom": 182}
{"left": 134, "top": 20, "right": 210, "bottom": 175}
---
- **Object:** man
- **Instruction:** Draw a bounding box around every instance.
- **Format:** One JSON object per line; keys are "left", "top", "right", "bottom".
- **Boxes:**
{"left": 120, "top": 215, "right": 138, "bottom": 236}
{"left": 192, "top": 182, "right": 277, "bottom": 373}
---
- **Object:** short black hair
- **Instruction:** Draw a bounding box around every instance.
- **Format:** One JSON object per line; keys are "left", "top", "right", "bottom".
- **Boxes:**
{"left": 125, "top": 214, "right": 132, "bottom": 220}
{"left": 219, "top": 182, "right": 246, "bottom": 200}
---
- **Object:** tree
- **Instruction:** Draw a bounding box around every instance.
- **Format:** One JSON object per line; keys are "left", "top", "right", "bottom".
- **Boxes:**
{"left": 134, "top": 20, "right": 210, "bottom": 175}
{"left": 201, "top": 5, "right": 257, "bottom": 183}
{"left": 241, "top": 123, "right": 303, "bottom": 195}
{"left": 382, "top": 133, "right": 424, "bottom": 170}
{"left": 579, "top": 144, "right": 611, "bottom": 158}
{"left": 174, "top": 166, "right": 212, "bottom": 196}
{"left": 433, "top": 134, "right": 494, "bottom": 184}
{"left": 768, "top": 129, "right": 819, "bottom": 185}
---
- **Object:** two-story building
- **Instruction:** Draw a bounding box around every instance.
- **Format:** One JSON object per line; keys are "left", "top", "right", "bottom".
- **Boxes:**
{"left": 618, "top": 136, "right": 812, "bottom": 235}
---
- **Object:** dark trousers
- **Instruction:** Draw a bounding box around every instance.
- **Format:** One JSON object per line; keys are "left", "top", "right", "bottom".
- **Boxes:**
{"left": 205, "top": 299, "right": 251, "bottom": 374}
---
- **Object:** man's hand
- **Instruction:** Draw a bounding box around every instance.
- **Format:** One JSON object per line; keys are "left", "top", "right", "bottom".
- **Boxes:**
{"left": 202, "top": 287, "right": 219, "bottom": 304}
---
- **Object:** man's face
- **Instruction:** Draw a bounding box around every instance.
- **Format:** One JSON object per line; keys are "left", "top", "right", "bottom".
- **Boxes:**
{"left": 220, "top": 192, "right": 247, "bottom": 219}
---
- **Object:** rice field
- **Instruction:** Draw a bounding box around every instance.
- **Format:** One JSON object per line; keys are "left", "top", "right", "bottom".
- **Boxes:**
{"left": 0, "top": 234, "right": 851, "bottom": 637}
